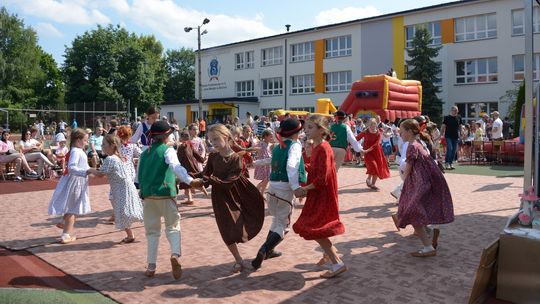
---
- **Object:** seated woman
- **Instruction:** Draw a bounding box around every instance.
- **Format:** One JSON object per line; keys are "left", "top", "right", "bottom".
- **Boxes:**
{"left": 0, "top": 130, "right": 39, "bottom": 181}
{"left": 19, "top": 128, "right": 55, "bottom": 179}
{"left": 88, "top": 127, "right": 105, "bottom": 168}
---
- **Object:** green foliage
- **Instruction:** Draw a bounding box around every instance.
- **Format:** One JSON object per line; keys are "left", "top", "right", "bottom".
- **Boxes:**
{"left": 0, "top": 7, "right": 40, "bottom": 105}
{"left": 513, "top": 82, "right": 525, "bottom": 137}
{"left": 62, "top": 25, "right": 168, "bottom": 112}
{"left": 164, "top": 48, "right": 195, "bottom": 102}
{"left": 0, "top": 99, "right": 27, "bottom": 132}
{"left": 406, "top": 27, "right": 443, "bottom": 124}
{"left": 0, "top": 7, "right": 63, "bottom": 118}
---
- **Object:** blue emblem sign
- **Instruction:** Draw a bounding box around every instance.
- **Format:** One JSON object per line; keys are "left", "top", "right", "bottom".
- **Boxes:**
{"left": 208, "top": 58, "right": 220, "bottom": 81}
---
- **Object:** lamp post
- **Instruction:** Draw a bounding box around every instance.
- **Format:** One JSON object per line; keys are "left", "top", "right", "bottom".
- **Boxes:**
{"left": 185, "top": 18, "right": 210, "bottom": 122}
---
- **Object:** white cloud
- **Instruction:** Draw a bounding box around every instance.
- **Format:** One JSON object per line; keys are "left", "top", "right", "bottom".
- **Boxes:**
{"left": 315, "top": 6, "right": 381, "bottom": 26}
{"left": 6, "top": 0, "right": 111, "bottom": 25}
{"left": 121, "top": 0, "right": 277, "bottom": 49}
{"left": 34, "top": 22, "right": 63, "bottom": 38}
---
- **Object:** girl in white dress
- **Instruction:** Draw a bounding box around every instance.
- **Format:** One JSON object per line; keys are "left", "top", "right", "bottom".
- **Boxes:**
{"left": 95, "top": 134, "right": 143, "bottom": 243}
{"left": 48, "top": 128, "right": 93, "bottom": 244}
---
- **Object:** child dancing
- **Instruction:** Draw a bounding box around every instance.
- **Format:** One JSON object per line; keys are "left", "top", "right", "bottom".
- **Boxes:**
{"left": 138, "top": 121, "right": 204, "bottom": 279}
{"left": 95, "top": 134, "right": 143, "bottom": 243}
{"left": 48, "top": 128, "right": 94, "bottom": 244}
{"left": 396, "top": 119, "right": 454, "bottom": 257}
{"left": 201, "top": 124, "right": 265, "bottom": 273}
{"left": 252, "top": 118, "right": 305, "bottom": 270}
{"left": 253, "top": 129, "right": 274, "bottom": 195}
{"left": 293, "top": 114, "right": 346, "bottom": 278}
{"left": 356, "top": 118, "right": 390, "bottom": 190}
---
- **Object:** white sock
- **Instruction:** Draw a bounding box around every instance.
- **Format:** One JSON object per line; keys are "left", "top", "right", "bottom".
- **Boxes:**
{"left": 422, "top": 245, "right": 435, "bottom": 252}
{"left": 331, "top": 261, "right": 345, "bottom": 272}
{"left": 61, "top": 233, "right": 70, "bottom": 240}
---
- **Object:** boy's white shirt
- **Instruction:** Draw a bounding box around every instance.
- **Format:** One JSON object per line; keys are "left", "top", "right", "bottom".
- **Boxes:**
{"left": 164, "top": 147, "right": 193, "bottom": 184}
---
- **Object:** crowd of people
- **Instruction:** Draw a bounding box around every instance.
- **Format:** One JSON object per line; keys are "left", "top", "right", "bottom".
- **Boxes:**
{"left": 2, "top": 105, "right": 461, "bottom": 282}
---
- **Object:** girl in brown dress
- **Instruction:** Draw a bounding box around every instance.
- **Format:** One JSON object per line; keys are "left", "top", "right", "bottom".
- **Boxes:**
{"left": 202, "top": 124, "right": 265, "bottom": 273}
{"left": 177, "top": 130, "right": 206, "bottom": 205}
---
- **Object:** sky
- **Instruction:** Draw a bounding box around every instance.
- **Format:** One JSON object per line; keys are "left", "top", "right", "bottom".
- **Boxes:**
{"left": 4, "top": 0, "right": 455, "bottom": 65}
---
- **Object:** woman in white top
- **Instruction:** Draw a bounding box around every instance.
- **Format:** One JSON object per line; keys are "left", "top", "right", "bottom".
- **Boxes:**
{"left": 1, "top": 130, "right": 39, "bottom": 181}
{"left": 19, "top": 129, "right": 55, "bottom": 179}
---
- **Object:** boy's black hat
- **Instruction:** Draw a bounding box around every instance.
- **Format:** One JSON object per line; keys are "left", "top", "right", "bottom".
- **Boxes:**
{"left": 278, "top": 118, "right": 302, "bottom": 137}
{"left": 334, "top": 110, "right": 347, "bottom": 118}
{"left": 149, "top": 120, "right": 174, "bottom": 137}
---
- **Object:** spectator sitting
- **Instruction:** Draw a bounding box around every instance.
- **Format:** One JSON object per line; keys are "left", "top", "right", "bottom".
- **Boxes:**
{"left": 88, "top": 127, "right": 105, "bottom": 168}
{"left": 1, "top": 130, "right": 39, "bottom": 181}
{"left": 19, "top": 128, "right": 56, "bottom": 179}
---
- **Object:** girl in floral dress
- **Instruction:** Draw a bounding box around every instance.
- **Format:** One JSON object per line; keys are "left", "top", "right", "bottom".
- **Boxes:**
{"left": 95, "top": 134, "right": 143, "bottom": 243}
{"left": 397, "top": 119, "right": 454, "bottom": 257}
{"left": 253, "top": 129, "right": 274, "bottom": 195}
{"left": 293, "top": 114, "right": 346, "bottom": 279}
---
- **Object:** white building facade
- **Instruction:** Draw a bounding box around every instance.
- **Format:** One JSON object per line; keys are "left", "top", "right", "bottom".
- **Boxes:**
{"left": 162, "top": 0, "right": 537, "bottom": 126}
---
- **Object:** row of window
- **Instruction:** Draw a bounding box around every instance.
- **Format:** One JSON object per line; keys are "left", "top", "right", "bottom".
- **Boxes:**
{"left": 234, "top": 35, "right": 352, "bottom": 69}
{"left": 234, "top": 71, "right": 352, "bottom": 97}
{"left": 406, "top": 8, "right": 540, "bottom": 48}
{"left": 408, "top": 55, "right": 537, "bottom": 86}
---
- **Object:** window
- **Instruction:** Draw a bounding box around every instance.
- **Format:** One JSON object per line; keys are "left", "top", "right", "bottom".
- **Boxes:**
{"left": 261, "top": 77, "right": 283, "bottom": 96}
{"left": 291, "top": 74, "right": 315, "bottom": 94}
{"left": 512, "top": 54, "right": 540, "bottom": 81}
{"left": 261, "top": 108, "right": 279, "bottom": 116}
{"left": 405, "top": 22, "right": 442, "bottom": 48}
{"left": 455, "top": 58, "right": 498, "bottom": 84}
{"left": 512, "top": 8, "right": 540, "bottom": 35}
{"left": 235, "top": 80, "right": 255, "bottom": 97}
{"left": 290, "top": 107, "right": 315, "bottom": 112}
{"left": 325, "top": 35, "right": 352, "bottom": 58}
{"left": 291, "top": 41, "right": 314, "bottom": 62}
{"left": 235, "top": 52, "right": 244, "bottom": 69}
{"left": 235, "top": 51, "right": 254, "bottom": 69}
{"left": 245, "top": 51, "right": 254, "bottom": 68}
{"left": 455, "top": 13, "right": 497, "bottom": 42}
{"left": 457, "top": 102, "right": 499, "bottom": 124}
{"left": 325, "top": 71, "right": 352, "bottom": 92}
{"left": 261, "top": 46, "right": 283, "bottom": 66}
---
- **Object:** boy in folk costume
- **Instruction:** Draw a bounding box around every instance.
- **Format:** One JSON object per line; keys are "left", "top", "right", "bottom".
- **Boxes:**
{"left": 252, "top": 118, "right": 306, "bottom": 270}
{"left": 329, "top": 110, "right": 362, "bottom": 171}
{"left": 138, "top": 121, "right": 203, "bottom": 279}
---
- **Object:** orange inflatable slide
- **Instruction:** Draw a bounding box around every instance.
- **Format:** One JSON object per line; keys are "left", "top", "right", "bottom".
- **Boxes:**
{"left": 339, "top": 74, "right": 422, "bottom": 122}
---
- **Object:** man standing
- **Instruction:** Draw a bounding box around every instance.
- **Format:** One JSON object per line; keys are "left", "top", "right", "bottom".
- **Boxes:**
{"left": 58, "top": 119, "right": 67, "bottom": 133}
{"left": 491, "top": 111, "right": 503, "bottom": 140}
{"left": 441, "top": 106, "right": 462, "bottom": 170}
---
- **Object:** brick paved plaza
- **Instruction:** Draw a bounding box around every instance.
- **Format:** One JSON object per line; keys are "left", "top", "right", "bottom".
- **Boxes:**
{"left": 0, "top": 167, "right": 522, "bottom": 303}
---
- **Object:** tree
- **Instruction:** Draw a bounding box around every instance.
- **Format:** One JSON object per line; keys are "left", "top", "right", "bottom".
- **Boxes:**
{"left": 63, "top": 25, "right": 167, "bottom": 111}
{"left": 406, "top": 27, "right": 443, "bottom": 123}
{"left": 164, "top": 48, "right": 195, "bottom": 102}
{"left": 513, "top": 82, "right": 525, "bottom": 137}
{"left": 0, "top": 7, "right": 63, "bottom": 129}
{"left": 0, "top": 7, "right": 42, "bottom": 105}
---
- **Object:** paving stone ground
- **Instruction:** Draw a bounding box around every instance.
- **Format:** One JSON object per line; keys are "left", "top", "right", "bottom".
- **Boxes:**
{"left": 0, "top": 166, "right": 523, "bottom": 303}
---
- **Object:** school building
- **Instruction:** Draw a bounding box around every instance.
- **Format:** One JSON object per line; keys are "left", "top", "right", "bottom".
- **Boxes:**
{"left": 160, "top": 0, "right": 538, "bottom": 126}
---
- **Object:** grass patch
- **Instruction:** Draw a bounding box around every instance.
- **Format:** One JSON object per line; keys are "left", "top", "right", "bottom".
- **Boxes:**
{"left": 0, "top": 288, "right": 116, "bottom": 304}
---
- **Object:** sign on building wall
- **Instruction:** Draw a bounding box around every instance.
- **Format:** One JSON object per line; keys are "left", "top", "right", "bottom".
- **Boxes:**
{"left": 203, "top": 57, "right": 227, "bottom": 92}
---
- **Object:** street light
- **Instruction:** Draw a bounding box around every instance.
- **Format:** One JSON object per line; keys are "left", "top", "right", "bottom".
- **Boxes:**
{"left": 185, "top": 18, "right": 210, "bottom": 121}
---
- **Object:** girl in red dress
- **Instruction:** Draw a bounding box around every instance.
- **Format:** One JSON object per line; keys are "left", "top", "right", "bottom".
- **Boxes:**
{"left": 355, "top": 118, "right": 390, "bottom": 190}
{"left": 293, "top": 114, "right": 346, "bottom": 279}
{"left": 397, "top": 119, "right": 454, "bottom": 257}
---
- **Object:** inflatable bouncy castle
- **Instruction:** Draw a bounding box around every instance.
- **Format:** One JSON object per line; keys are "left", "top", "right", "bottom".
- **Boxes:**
{"left": 339, "top": 74, "right": 422, "bottom": 122}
